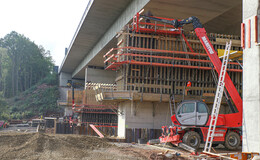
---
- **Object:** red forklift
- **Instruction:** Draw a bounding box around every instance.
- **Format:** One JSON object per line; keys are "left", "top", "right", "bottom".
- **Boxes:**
{"left": 139, "top": 14, "right": 243, "bottom": 151}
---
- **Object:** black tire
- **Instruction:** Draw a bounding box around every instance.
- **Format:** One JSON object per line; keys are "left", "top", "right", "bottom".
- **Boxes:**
{"left": 225, "top": 131, "right": 240, "bottom": 150}
{"left": 183, "top": 131, "right": 201, "bottom": 150}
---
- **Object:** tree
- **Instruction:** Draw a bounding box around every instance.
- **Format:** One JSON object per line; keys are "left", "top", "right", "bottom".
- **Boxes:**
{"left": 0, "top": 31, "right": 54, "bottom": 98}
{"left": 0, "top": 47, "right": 11, "bottom": 97}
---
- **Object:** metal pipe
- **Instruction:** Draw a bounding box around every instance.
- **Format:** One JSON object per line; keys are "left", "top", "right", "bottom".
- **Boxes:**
{"left": 106, "top": 60, "right": 242, "bottom": 72}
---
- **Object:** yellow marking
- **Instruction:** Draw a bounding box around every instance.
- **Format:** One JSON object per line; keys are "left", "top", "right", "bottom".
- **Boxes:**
{"left": 217, "top": 49, "right": 243, "bottom": 60}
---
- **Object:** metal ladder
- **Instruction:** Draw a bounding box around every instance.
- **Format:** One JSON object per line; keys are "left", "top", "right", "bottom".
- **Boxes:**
{"left": 169, "top": 95, "right": 176, "bottom": 125}
{"left": 203, "top": 41, "right": 232, "bottom": 153}
{"left": 209, "top": 59, "right": 236, "bottom": 113}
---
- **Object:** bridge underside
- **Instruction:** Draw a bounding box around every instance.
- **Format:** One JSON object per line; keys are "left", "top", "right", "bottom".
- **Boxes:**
{"left": 59, "top": 0, "right": 242, "bottom": 79}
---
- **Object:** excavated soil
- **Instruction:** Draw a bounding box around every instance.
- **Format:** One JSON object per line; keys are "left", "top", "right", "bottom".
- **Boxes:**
{"left": 0, "top": 132, "right": 159, "bottom": 160}
{"left": 1, "top": 132, "right": 238, "bottom": 160}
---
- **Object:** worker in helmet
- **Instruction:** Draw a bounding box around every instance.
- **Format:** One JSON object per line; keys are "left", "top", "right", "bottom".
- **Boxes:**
{"left": 186, "top": 81, "right": 192, "bottom": 95}
{"left": 76, "top": 116, "right": 82, "bottom": 134}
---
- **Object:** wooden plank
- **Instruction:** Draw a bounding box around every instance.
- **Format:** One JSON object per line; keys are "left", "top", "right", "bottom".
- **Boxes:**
{"left": 89, "top": 124, "right": 104, "bottom": 138}
{"left": 202, "top": 93, "right": 215, "bottom": 97}
{"left": 133, "top": 93, "right": 170, "bottom": 102}
{"left": 175, "top": 86, "right": 216, "bottom": 91}
{"left": 102, "top": 92, "right": 133, "bottom": 100}
{"left": 215, "top": 38, "right": 241, "bottom": 47}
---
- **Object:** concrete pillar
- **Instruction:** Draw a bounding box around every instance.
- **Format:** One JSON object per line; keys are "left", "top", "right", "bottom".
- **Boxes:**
{"left": 64, "top": 107, "right": 73, "bottom": 116}
{"left": 117, "top": 101, "right": 172, "bottom": 138}
{"left": 59, "top": 71, "right": 84, "bottom": 99}
{"left": 118, "top": 104, "right": 126, "bottom": 138}
{"left": 242, "top": 0, "right": 260, "bottom": 152}
{"left": 59, "top": 72, "right": 72, "bottom": 87}
{"left": 85, "top": 67, "right": 116, "bottom": 84}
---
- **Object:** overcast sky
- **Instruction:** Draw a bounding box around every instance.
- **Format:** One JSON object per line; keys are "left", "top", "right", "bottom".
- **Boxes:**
{"left": 0, "top": 0, "right": 89, "bottom": 66}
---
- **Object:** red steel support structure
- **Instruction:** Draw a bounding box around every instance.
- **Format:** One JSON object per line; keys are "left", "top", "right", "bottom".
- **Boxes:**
{"left": 138, "top": 13, "right": 243, "bottom": 116}
{"left": 121, "top": 13, "right": 245, "bottom": 150}
{"left": 195, "top": 28, "right": 242, "bottom": 127}
{"left": 138, "top": 14, "right": 243, "bottom": 127}
{"left": 104, "top": 47, "right": 242, "bottom": 72}
{"left": 106, "top": 12, "right": 243, "bottom": 128}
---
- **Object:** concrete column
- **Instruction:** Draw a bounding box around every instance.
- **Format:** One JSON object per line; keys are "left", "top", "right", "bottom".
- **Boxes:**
{"left": 59, "top": 72, "right": 72, "bottom": 87}
{"left": 85, "top": 67, "right": 116, "bottom": 84}
{"left": 59, "top": 72, "right": 85, "bottom": 86}
{"left": 64, "top": 107, "right": 73, "bottom": 116}
{"left": 242, "top": 0, "right": 260, "bottom": 152}
{"left": 117, "top": 101, "right": 172, "bottom": 138}
{"left": 118, "top": 104, "right": 126, "bottom": 138}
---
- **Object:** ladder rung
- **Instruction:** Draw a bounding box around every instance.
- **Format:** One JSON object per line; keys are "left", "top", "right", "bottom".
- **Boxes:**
{"left": 204, "top": 41, "right": 231, "bottom": 152}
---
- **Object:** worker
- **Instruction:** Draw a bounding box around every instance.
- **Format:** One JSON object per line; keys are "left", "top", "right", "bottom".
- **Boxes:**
{"left": 76, "top": 116, "right": 82, "bottom": 134}
{"left": 186, "top": 81, "right": 192, "bottom": 95}
{"left": 3, "top": 121, "right": 8, "bottom": 128}
{"left": 64, "top": 116, "right": 68, "bottom": 123}
{"left": 69, "top": 117, "right": 73, "bottom": 128}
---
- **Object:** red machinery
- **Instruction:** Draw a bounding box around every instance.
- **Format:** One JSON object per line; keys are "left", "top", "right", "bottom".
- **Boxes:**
{"left": 139, "top": 14, "right": 243, "bottom": 151}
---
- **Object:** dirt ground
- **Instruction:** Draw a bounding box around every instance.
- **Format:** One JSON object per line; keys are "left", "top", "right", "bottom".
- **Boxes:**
{"left": 0, "top": 132, "right": 241, "bottom": 160}
{"left": 0, "top": 132, "right": 165, "bottom": 160}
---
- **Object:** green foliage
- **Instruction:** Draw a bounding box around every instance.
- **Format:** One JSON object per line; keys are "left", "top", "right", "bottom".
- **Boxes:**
{"left": 0, "top": 95, "right": 9, "bottom": 120}
{"left": 0, "top": 31, "right": 54, "bottom": 98}
{"left": 11, "top": 106, "right": 18, "bottom": 112}
{"left": 0, "top": 47, "right": 11, "bottom": 97}
{"left": 39, "top": 73, "right": 58, "bottom": 86}
{"left": 4, "top": 82, "right": 60, "bottom": 119}
{"left": 0, "top": 112, "right": 10, "bottom": 120}
{"left": 0, "top": 31, "right": 60, "bottom": 120}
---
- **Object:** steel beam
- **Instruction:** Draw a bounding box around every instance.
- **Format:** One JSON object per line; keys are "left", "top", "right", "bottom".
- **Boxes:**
{"left": 72, "top": 0, "right": 150, "bottom": 77}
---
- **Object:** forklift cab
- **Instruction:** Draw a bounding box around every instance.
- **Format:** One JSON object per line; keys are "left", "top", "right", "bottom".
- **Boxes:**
{"left": 176, "top": 100, "right": 209, "bottom": 126}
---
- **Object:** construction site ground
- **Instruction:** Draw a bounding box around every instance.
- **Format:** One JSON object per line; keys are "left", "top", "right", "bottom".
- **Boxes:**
{"left": 0, "top": 129, "right": 242, "bottom": 160}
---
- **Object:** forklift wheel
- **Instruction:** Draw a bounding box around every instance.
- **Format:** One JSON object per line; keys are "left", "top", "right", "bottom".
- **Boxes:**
{"left": 225, "top": 131, "right": 240, "bottom": 150}
{"left": 183, "top": 131, "right": 201, "bottom": 150}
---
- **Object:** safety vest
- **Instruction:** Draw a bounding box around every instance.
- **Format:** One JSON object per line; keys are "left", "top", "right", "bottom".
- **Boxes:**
{"left": 187, "top": 81, "right": 191, "bottom": 87}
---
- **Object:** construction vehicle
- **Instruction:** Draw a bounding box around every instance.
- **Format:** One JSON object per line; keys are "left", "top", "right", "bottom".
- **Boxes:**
{"left": 141, "top": 14, "right": 243, "bottom": 151}
{"left": 36, "top": 119, "right": 46, "bottom": 133}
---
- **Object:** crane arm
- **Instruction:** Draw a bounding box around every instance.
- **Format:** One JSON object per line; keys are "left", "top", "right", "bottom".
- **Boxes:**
{"left": 140, "top": 15, "right": 203, "bottom": 29}
{"left": 195, "top": 28, "right": 242, "bottom": 114}
{"left": 141, "top": 15, "right": 243, "bottom": 118}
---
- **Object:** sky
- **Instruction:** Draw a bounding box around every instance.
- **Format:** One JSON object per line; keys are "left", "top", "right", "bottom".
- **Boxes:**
{"left": 0, "top": 0, "right": 90, "bottom": 66}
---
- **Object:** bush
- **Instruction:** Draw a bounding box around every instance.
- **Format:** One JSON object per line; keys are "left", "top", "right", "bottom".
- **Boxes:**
{"left": 0, "top": 112, "right": 10, "bottom": 120}
{"left": 1, "top": 73, "right": 60, "bottom": 120}
{"left": 0, "top": 97, "right": 7, "bottom": 108}
{"left": 39, "top": 73, "right": 58, "bottom": 85}
{"left": 11, "top": 106, "right": 18, "bottom": 113}
{"left": 24, "top": 111, "right": 34, "bottom": 118}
